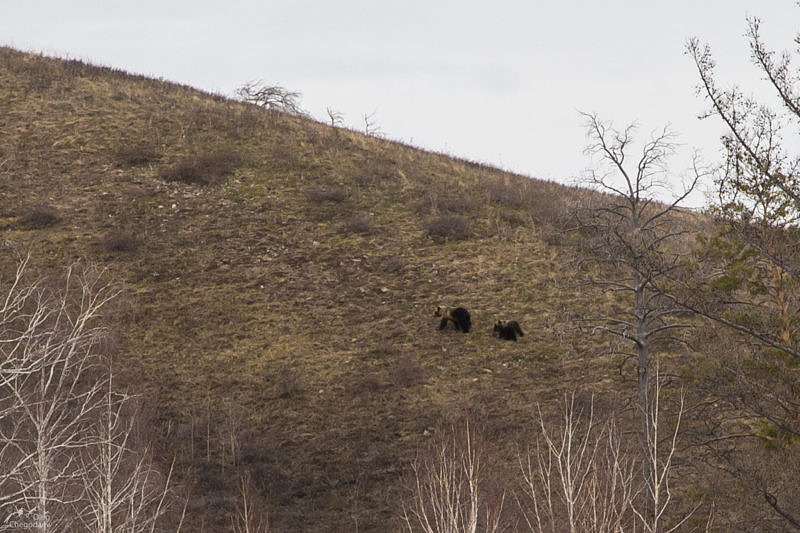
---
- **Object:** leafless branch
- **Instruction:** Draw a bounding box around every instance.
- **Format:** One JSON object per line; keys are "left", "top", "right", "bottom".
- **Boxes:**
{"left": 236, "top": 81, "right": 306, "bottom": 116}
{"left": 403, "top": 420, "right": 504, "bottom": 533}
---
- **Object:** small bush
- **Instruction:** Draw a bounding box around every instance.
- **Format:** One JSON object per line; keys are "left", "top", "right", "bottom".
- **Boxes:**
{"left": 418, "top": 191, "right": 477, "bottom": 216}
{"left": 183, "top": 103, "right": 264, "bottom": 141}
{"left": 370, "top": 342, "right": 400, "bottom": 358}
{"left": 114, "top": 142, "right": 162, "bottom": 166}
{"left": 100, "top": 229, "right": 139, "bottom": 253}
{"left": 272, "top": 364, "right": 303, "bottom": 399}
{"left": 353, "top": 374, "right": 386, "bottom": 394}
{"left": 19, "top": 204, "right": 60, "bottom": 228}
{"left": 306, "top": 186, "right": 349, "bottom": 204}
{"left": 23, "top": 60, "right": 59, "bottom": 92}
{"left": 485, "top": 177, "right": 534, "bottom": 209}
{"left": 438, "top": 194, "right": 476, "bottom": 213}
{"left": 500, "top": 211, "right": 528, "bottom": 227}
{"left": 342, "top": 214, "right": 375, "bottom": 234}
{"left": 270, "top": 140, "right": 300, "bottom": 170}
{"left": 492, "top": 211, "right": 530, "bottom": 241}
{"left": 353, "top": 157, "right": 397, "bottom": 186}
{"left": 160, "top": 150, "right": 243, "bottom": 185}
{"left": 424, "top": 214, "right": 473, "bottom": 242}
{"left": 531, "top": 191, "right": 568, "bottom": 223}
{"left": 529, "top": 184, "right": 573, "bottom": 245}
{"left": 538, "top": 224, "right": 565, "bottom": 246}
{"left": 232, "top": 106, "right": 262, "bottom": 138}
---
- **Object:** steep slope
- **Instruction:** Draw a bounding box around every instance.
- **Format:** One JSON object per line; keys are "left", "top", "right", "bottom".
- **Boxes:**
{"left": 0, "top": 48, "right": 633, "bottom": 530}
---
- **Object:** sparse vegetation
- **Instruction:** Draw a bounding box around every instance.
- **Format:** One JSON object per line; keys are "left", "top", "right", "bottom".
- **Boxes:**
{"left": 0, "top": 37, "right": 795, "bottom": 531}
{"left": 114, "top": 141, "right": 162, "bottom": 166}
{"left": 100, "top": 229, "right": 140, "bottom": 253}
{"left": 392, "top": 354, "right": 425, "bottom": 388}
{"left": 342, "top": 214, "right": 375, "bottom": 235}
{"left": 160, "top": 150, "right": 243, "bottom": 185}
{"left": 18, "top": 203, "right": 60, "bottom": 229}
{"left": 270, "top": 363, "right": 303, "bottom": 400}
{"left": 425, "top": 191, "right": 477, "bottom": 215}
{"left": 424, "top": 214, "right": 473, "bottom": 242}
{"left": 306, "top": 185, "right": 350, "bottom": 204}
{"left": 485, "top": 176, "right": 534, "bottom": 209}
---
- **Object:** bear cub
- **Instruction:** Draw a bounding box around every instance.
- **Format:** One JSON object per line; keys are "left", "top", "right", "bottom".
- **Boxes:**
{"left": 493, "top": 320, "right": 524, "bottom": 341}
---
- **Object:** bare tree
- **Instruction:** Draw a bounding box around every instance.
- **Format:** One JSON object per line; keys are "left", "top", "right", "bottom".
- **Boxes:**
{"left": 0, "top": 259, "right": 117, "bottom": 531}
{"left": 519, "top": 386, "right": 697, "bottom": 533}
{"left": 363, "top": 110, "right": 382, "bottom": 137}
{"left": 403, "top": 391, "right": 696, "bottom": 532}
{"left": 685, "top": 29, "right": 800, "bottom": 358}
{"left": 402, "top": 421, "right": 504, "bottom": 533}
{"left": 326, "top": 107, "right": 344, "bottom": 128}
{"left": 575, "top": 112, "right": 701, "bottom": 530}
{"left": 518, "top": 393, "right": 635, "bottom": 533}
{"left": 230, "top": 471, "right": 271, "bottom": 533}
{"left": 631, "top": 377, "right": 692, "bottom": 533}
{"left": 684, "top": 15, "right": 800, "bottom": 528}
{"left": 0, "top": 257, "right": 41, "bottom": 517}
{"left": 0, "top": 257, "right": 182, "bottom": 532}
{"left": 75, "top": 368, "right": 182, "bottom": 533}
{"left": 236, "top": 81, "right": 305, "bottom": 116}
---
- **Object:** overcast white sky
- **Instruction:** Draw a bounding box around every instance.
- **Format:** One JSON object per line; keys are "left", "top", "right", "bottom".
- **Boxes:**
{"left": 3, "top": 2, "right": 799, "bottom": 207}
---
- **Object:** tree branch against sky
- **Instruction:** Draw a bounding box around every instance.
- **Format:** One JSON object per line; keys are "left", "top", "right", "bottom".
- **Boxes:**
{"left": 574, "top": 112, "right": 702, "bottom": 531}
{"left": 683, "top": 11, "right": 800, "bottom": 528}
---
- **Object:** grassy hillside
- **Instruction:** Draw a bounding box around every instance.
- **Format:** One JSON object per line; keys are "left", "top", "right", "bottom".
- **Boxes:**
{"left": 0, "top": 48, "right": 702, "bottom": 530}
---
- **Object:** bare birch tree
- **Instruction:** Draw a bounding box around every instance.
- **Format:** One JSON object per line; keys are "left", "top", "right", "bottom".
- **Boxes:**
{"left": 402, "top": 421, "right": 504, "bottom": 533}
{"left": 519, "top": 386, "right": 696, "bottom": 533}
{"left": 0, "top": 257, "right": 38, "bottom": 510}
{"left": 75, "top": 368, "right": 181, "bottom": 533}
{"left": 230, "top": 471, "right": 271, "bottom": 533}
{"left": 631, "top": 377, "right": 691, "bottom": 533}
{"left": 0, "top": 257, "right": 182, "bottom": 532}
{"left": 518, "top": 393, "right": 635, "bottom": 533}
{"left": 0, "top": 259, "right": 117, "bottom": 531}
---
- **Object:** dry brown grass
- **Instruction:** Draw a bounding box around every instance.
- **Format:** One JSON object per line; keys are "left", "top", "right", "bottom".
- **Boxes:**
{"left": 114, "top": 141, "right": 162, "bottom": 167}
{"left": 424, "top": 214, "right": 473, "bottom": 242}
{"left": 306, "top": 185, "right": 350, "bottom": 204}
{"left": 19, "top": 203, "right": 60, "bottom": 229}
{"left": 99, "top": 229, "right": 140, "bottom": 253}
{"left": 160, "top": 150, "right": 243, "bottom": 185}
{"left": 341, "top": 214, "right": 376, "bottom": 235}
{"left": 392, "top": 354, "right": 425, "bottom": 388}
{"left": 0, "top": 47, "right": 723, "bottom": 532}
